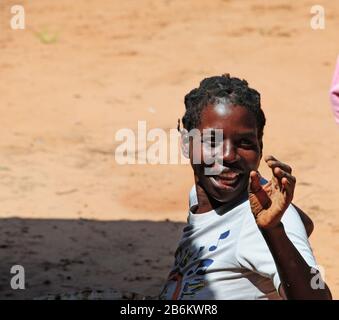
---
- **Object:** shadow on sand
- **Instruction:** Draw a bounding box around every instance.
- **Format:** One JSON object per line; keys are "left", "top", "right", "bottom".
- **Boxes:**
{"left": 0, "top": 218, "right": 186, "bottom": 299}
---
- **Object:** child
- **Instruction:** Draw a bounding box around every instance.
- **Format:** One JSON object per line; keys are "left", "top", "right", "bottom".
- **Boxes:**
{"left": 160, "top": 74, "right": 332, "bottom": 300}
{"left": 330, "top": 55, "right": 339, "bottom": 124}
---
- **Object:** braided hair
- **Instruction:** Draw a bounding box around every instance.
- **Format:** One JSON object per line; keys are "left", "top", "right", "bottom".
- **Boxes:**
{"left": 181, "top": 74, "right": 266, "bottom": 149}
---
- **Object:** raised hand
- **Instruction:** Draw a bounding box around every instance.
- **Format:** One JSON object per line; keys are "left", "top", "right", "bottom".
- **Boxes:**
{"left": 248, "top": 155, "right": 296, "bottom": 230}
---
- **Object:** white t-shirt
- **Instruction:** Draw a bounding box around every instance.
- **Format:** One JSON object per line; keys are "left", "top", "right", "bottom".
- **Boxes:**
{"left": 160, "top": 185, "right": 318, "bottom": 300}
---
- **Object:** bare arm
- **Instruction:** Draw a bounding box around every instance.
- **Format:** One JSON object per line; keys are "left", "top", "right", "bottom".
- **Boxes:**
{"left": 262, "top": 222, "right": 331, "bottom": 300}
{"left": 249, "top": 155, "right": 331, "bottom": 300}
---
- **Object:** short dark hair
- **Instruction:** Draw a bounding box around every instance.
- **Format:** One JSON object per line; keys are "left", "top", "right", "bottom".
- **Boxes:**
{"left": 181, "top": 74, "right": 266, "bottom": 148}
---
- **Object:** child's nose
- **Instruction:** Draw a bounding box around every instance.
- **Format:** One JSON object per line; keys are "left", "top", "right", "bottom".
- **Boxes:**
{"left": 222, "top": 140, "right": 238, "bottom": 163}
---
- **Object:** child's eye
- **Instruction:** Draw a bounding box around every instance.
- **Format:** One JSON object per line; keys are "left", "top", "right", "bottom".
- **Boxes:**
{"left": 239, "top": 139, "right": 255, "bottom": 148}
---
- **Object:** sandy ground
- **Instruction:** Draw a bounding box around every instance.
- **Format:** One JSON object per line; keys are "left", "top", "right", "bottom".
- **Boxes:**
{"left": 0, "top": 0, "right": 338, "bottom": 299}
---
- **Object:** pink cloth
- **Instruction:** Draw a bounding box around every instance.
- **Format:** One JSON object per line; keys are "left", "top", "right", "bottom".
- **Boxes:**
{"left": 330, "top": 56, "right": 339, "bottom": 124}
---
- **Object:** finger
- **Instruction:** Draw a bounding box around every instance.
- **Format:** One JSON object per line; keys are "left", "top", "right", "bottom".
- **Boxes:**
{"left": 248, "top": 171, "right": 271, "bottom": 211}
{"left": 273, "top": 168, "right": 296, "bottom": 196}
{"left": 266, "top": 160, "right": 292, "bottom": 174}
{"left": 249, "top": 171, "right": 262, "bottom": 193}
{"left": 281, "top": 178, "right": 295, "bottom": 200}
{"left": 271, "top": 166, "right": 296, "bottom": 198}
{"left": 264, "top": 155, "right": 277, "bottom": 162}
{"left": 264, "top": 155, "right": 292, "bottom": 174}
{"left": 273, "top": 167, "right": 296, "bottom": 183}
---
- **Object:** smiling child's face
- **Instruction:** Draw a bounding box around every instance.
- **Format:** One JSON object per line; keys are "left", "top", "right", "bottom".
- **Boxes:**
{"left": 190, "top": 102, "right": 262, "bottom": 205}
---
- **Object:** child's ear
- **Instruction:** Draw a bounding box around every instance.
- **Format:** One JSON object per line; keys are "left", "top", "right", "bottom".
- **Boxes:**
{"left": 180, "top": 129, "right": 190, "bottom": 159}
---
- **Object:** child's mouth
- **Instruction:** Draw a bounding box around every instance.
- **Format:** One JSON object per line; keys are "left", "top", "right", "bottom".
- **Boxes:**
{"left": 209, "top": 173, "right": 242, "bottom": 190}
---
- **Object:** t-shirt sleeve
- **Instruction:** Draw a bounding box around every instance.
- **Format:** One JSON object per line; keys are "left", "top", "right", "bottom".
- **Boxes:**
{"left": 189, "top": 185, "right": 198, "bottom": 208}
{"left": 236, "top": 204, "right": 318, "bottom": 293}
